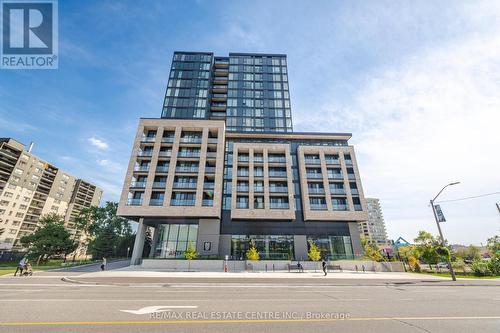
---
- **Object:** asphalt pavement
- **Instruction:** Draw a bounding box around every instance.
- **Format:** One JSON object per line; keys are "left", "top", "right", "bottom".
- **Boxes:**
{"left": 0, "top": 265, "right": 499, "bottom": 333}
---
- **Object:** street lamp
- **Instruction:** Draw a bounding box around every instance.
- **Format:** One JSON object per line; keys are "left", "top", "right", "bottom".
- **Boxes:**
{"left": 430, "top": 182, "right": 460, "bottom": 281}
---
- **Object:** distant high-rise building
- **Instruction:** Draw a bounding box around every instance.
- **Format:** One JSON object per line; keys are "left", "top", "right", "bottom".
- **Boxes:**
{"left": 358, "top": 198, "right": 388, "bottom": 246}
{"left": 0, "top": 138, "right": 102, "bottom": 255}
{"left": 162, "top": 52, "right": 292, "bottom": 132}
{"left": 119, "top": 52, "right": 369, "bottom": 265}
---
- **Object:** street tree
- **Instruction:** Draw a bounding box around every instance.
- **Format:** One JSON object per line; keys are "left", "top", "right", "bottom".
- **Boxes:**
{"left": 246, "top": 240, "right": 260, "bottom": 260}
{"left": 307, "top": 240, "right": 321, "bottom": 261}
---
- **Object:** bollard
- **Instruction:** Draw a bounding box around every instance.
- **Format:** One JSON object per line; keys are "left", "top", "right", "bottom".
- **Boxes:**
{"left": 273, "top": 264, "right": 275, "bottom": 272}
{"left": 355, "top": 265, "right": 358, "bottom": 272}
{"left": 362, "top": 265, "right": 365, "bottom": 273}
{"left": 265, "top": 264, "right": 268, "bottom": 272}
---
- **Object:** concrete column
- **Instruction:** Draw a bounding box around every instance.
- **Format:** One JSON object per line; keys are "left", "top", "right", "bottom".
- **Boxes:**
{"left": 294, "top": 235, "right": 308, "bottom": 261}
{"left": 348, "top": 222, "right": 363, "bottom": 257}
{"left": 131, "top": 218, "right": 147, "bottom": 265}
{"left": 149, "top": 225, "right": 160, "bottom": 258}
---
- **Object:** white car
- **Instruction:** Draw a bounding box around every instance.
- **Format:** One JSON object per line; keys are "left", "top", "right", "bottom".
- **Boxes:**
{"left": 436, "top": 262, "right": 449, "bottom": 269}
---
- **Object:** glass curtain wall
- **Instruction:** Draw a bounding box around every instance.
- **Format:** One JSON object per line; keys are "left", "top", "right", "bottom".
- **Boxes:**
{"left": 231, "top": 235, "right": 294, "bottom": 260}
{"left": 307, "top": 235, "right": 354, "bottom": 260}
{"left": 153, "top": 224, "right": 198, "bottom": 258}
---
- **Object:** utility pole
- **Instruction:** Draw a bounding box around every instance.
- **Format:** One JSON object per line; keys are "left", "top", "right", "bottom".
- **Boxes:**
{"left": 430, "top": 182, "right": 460, "bottom": 282}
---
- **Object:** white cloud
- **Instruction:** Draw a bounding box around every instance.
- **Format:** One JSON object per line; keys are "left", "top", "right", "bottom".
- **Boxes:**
{"left": 88, "top": 136, "right": 109, "bottom": 150}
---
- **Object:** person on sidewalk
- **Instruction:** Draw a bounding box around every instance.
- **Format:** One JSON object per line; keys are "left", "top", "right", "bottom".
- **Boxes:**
{"left": 14, "top": 257, "right": 26, "bottom": 277}
{"left": 23, "top": 262, "right": 33, "bottom": 276}
{"left": 321, "top": 258, "right": 327, "bottom": 276}
{"left": 100, "top": 257, "right": 107, "bottom": 271}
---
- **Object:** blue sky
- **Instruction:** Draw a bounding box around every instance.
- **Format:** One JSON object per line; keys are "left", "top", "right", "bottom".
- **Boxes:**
{"left": 1, "top": 0, "right": 499, "bottom": 245}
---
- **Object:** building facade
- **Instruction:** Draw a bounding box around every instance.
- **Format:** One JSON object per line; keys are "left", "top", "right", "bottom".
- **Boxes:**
{"left": 358, "top": 198, "right": 389, "bottom": 247}
{"left": 118, "top": 52, "right": 368, "bottom": 264}
{"left": 0, "top": 138, "right": 103, "bottom": 252}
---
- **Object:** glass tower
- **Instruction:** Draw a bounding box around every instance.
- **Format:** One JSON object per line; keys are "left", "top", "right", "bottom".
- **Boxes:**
{"left": 162, "top": 51, "right": 293, "bottom": 133}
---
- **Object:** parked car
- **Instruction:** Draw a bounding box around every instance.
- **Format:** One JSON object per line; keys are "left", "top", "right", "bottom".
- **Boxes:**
{"left": 436, "top": 262, "right": 450, "bottom": 269}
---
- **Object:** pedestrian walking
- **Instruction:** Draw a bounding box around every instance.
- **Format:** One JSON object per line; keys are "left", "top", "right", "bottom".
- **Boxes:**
{"left": 100, "top": 257, "right": 107, "bottom": 271}
{"left": 321, "top": 258, "right": 327, "bottom": 276}
{"left": 14, "top": 257, "right": 26, "bottom": 276}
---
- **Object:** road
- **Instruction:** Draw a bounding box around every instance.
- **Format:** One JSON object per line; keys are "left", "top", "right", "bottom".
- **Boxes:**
{"left": 0, "top": 268, "right": 499, "bottom": 332}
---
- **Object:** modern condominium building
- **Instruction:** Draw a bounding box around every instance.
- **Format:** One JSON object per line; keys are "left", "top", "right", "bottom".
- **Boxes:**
{"left": 0, "top": 138, "right": 103, "bottom": 253}
{"left": 358, "top": 198, "right": 389, "bottom": 247}
{"left": 118, "top": 51, "right": 368, "bottom": 264}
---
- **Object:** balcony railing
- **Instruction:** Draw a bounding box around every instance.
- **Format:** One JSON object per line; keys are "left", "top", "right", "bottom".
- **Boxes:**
{"left": 137, "top": 151, "right": 153, "bottom": 157}
{"left": 254, "top": 172, "right": 264, "bottom": 177}
{"left": 134, "top": 166, "right": 149, "bottom": 172}
{"left": 330, "top": 188, "right": 346, "bottom": 195}
{"left": 202, "top": 199, "right": 214, "bottom": 206}
{"left": 268, "top": 157, "right": 286, "bottom": 163}
{"left": 270, "top": 203, "right": 289, "bottom": 209}
{"left": 254, "top": 186, "right": 264, "bottom": 193}
{"left": 204, "top": 167, "right": 216, "bottom": 173}
{"left": 180, "top": 137, "right": 202, "bottom": 144}
{"left": 206, "top": 152, "right": 217, "bottom": 158}
{"left": 237, "top": 172, "right": 249, "bottom": 177}
{"left": 212, "top": 85, "right": 228, "bottom": 90}
{"left": 158, "top": 151, "right": 172, "bottom": 157}
{"left": 155, "top": 166, "right": 169, "bottom": 173}
{"left": 328, "top": 174, "right": 343, "bottom": 180}
{"left": 176, "top": 166, "right": 199, "bottom": 173}
{"left": 130, "top": 181, "right": 146, "bottom": 188}
{"left": 152, "top": 181, "right": 166, "bottom": 188}
{"left": 149, "top": 199, "right": 164, "bottom": 206}
{"left": 269, "top": 187, "right": 288, "bottom": 193}
{"left": 325, "top": 159, "right": 340, "bottom": 165}
{"left": 141, "top": 136, "right": 156, "bottom": 143}
{"left": 347, "top": 174, "right": 356, "bottom": 180}
{"left": 254, "top": 157, "right": 264, "bottom": 163}
{"left": 238, "top": 156, "right": 249, "bottom": 162}
{"left": 345, "top": 160, "right": 353, "bottom": 165}
{"left": 254, "top": 203, "right": 264, "bottom": 209}
{"left": 127, "top": 198, "right": 143, "bottom": 206}
{"left": 171, "top": 199, "right": 195, "bottom": 206}
{"left": 333, "top": 204, "right": 349, "bottom": 211}
{"left": 310, "top": 203, "right": 327, "bottom": 210}
{"left": 306, "top": 173, "right": 322, "bottom": 179}
{"left": 162, "top": 137, "right": 175, "bottom": 143}
{"left": 178, "top": 151, "right": 200, "bottom": 158}
{"left": 207, "top": 138, "right": 218, "bottom": 144}
{"left": 237, "top": 186, "right": 249, "bottom": 192}
{"left": 203, "top": 182, "right": 215, "bottom": 189}
{"left": 236, "top": 202, "right": 249, "bottom": 209}
{"left": 350, "top": 189, "right": 359, "bottom": 195}
{"left": 308, "top": 188, "right": 325, "bottom": 194}
{"left": 269, "top": 171, "right": 287, "bottom": 178}
{"left": 173, "top": 182, "right": 197, "bottom": 189}
{"left": 354, "top": 204, "right": 363, "bottom": 211}
{"left": 304, "top": 159, "right": 321, "bottom": 164}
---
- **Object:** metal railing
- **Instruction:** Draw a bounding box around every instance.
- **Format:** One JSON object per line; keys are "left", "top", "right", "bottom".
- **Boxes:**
{"left": 204, "top": 167, "right": 216, "bottom": 173}
{"left": 178, "top": 151, "right": 200, "bottom": 158}
{"left": 162, "top": 137, "right": 175, "bottom": 143}
{"left": 206, "top": 152, "right": 217, "bottom": 158}
{"left": 254, "top": 172, "right": 264, "bottom": 177}
{"left": 325, "top": 159, "right": 340, "bottom": 165}
{"left": 127, "top": 198, "right": 143, "bottom": 206}
{"left": 354, "top": 204, "right": 362, "bottom": 211}
{"left": 237, "top": 186, "right": 249, "bottom": 192}
{"left": 207, "top": 138, "right": 218, "bottom": 144}
{"left": 254, "top": 187, "right": 264, "bottom": 192}
{"left": 345, "top": 160, "right": 353, "bottom": 165}
{"left": 268, "top": 157, "right": 286, "bottom": 163}
{"left": 141, "top": 136, "right": 156, "bottom": 142}
{"left": 237, "top": 172, "right": 249, "bottom": 177}
{"left": 253, "top": 157, "right": 264, "bottom": 163}
{"left": 350, "top": 189, "right": 359, "bottom": 195}
{"left": 137, "top": 151, "right": 153, "bottom": 157}
{"left": 333, "top": 204, "right": 349, "bottom": 211}
{"left": 155, "top": 166, "right": 169, "bottom": 172}
{"left": 347, "top": 174, "right": 356, "bottom": 180}
{"left": 306, "top": 173, "right": 323, "bottom": 179}
{"left": 310, "top": 203, "right": 327, "bottom": 210}
{"left": 158, "top": 151, "right": 172, "bottom": 157}
{"left": 308, "top": 187, "right": 325, "bottom": 194}
{"left": 152, "top": 182, "right": 166, "bottom": 188}
{"left": 238, "top": 156, "right": 250, "bottom": 162}
{"left": 133, "top": 166, "right": 149, "bottom": 172}
{"left": 269, "top": 187, "right": 288, "bottom": 193}
{"left": 176, "top": 166, "right": 199, "bottom": 173}
{"left": 203, "top": 183, "right": 215, "bottom": 189}
{"left": 304, "top": 159, "right": 321, "bottom": 164}
{"left": 149, "top": 199, "right": 164, "bottom": 206}
{"left": 180, "top": 137, "right": 202, "bottom": 143}
{"left": 270, "top": 203, "right": 289, "bottom": 209}
{"left": 171, "top": 199, "right": 195, "bottom": 206}
{"left": 328, "top": 174, "right": 343, "bottom": 179}
{"left": 330, "top": 188, "right": 345, "bottom": 195}
{"left": 269, "top": 171, "right": 287, "bottom": 178}
{"left": 130, "top": 181, "right": 146, "bottom": 188}
{"left": 173, "top": 182, "right": 197, "bottom": 189}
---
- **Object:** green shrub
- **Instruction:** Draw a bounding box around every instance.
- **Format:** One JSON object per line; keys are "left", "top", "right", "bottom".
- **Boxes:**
{"left": 487, "top": 255, "right": 500, "bottom": 275}
{"left": 471, "top": 260, "right": 491, "bottom": 276}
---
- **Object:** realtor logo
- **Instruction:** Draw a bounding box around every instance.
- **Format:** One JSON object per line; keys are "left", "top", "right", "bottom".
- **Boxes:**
{"left": 1, "top": 0, "right": 58, "bottom": 69}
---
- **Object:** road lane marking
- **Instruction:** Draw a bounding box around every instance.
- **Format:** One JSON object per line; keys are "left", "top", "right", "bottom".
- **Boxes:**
{"left": 120, "top": 306, "right": 198, "bottom": 314}
{"left": 1, "top": 316, "right": 499, "bottom": 326}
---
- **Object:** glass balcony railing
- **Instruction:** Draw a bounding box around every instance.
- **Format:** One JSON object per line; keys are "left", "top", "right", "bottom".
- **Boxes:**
{"left": 206, "top": 152, "right": 217, "bottom": 158}
{"left": 155, "top": 166, "right": 169, "bottom": 173}
{"left": 308, "top": 188, "right": 325, "bottom": 194}
{"left": 137, "top": 151, "right": 153, "bottom": 157}
{"left": 173, "top": 182, "right": 197, "bottom": 189}
{"left": 330, "top": 188, "right": 346, "bottom": 195}
{"left": 134, "top": 166, "right": 149, "bottom": 172}
{"left": 158, "top": 151, "right": 172, "bottom": 157}
{"left": 237, "top": 172, "right": 249, "bottom": 177}
{"left": 254, "top": 186, "right": 264, "bottom": 192}
{"left": 350, "top": 188, "right": 359, "bottom": 195}
{"left": 268, "top": 157, "right": 286, "bottom": 163}
{"left": 207, "top": 138, "right": 218, "bottom": 144}
{"left": 152, "top": 182, "right": 166, "bottom": 188}
{"left": 345, "top": 160, "right": 353, "bottom": 165}
{"left": 236, "top": 202, "right": 249, "bottom": 209}
{"left": 162, "top": 137, "right": 175, "bottom": 143}
{"left": 130, "top": 181, "right": 146, "bottom": 188}
{"left": 304, "top": 159, "right": 321, "bottom": 164}
{"left": 149, "top": 199, "right": 164, "bottom": 206}
{"left": 204, "top": 167, "right": 216, "bottom": 173}
{"left": 127, "top": 198, "right": 143, "bottom": 206}
{"left": 347, "top": 174, "right": 356, "bottom": 180}
{"left": 325, "top": 159, "right": 340, "bottom": 165}
{"left": 238, "top": 156, "right": 250, "bottom": 162}
{"left": 171, "top": 199, "right": 195, "bottom": 206}
{"left": 328, "top": 174, "right": 343, "bottom": 180}
{"left": 254, "top": 203, "right": 265, "bottom": 209}
{"left": 176, "top": 166, "right": 199, "bottom": 173}
{"left": 237, "top": 186, "right": 249, "bottom": 192}
{"left": 202, "top": 199, "right": 214, "bottom": 206}
{"left": 141, "top": 136, "right": 156, "bottom": 143}
{"left": 306, "top": 173, "right": 323, "bottom": 179}
{"left": 178, "top": 151, "right": 200, "bottom": 158}
{"left": 354, "top": 204, "right": 363, "bottom": 211}
{"left": 253, "top": 157, "right": 264, "bottom": 163}
{"left": 333, "top": 204, "right": 349, "bottom": 211}
{"left": 180, "top": 137, "right": 202, "bottom": 144}
{"left": 270, "top": 187, "right": 288, "bottom": 193}
{"left": 270, "top": 202, "right": 289, "bottom": 209}
{"left": 310, "top": 203, "right": 327, "bottom": 210}
{"left": 269, "top": 171, "right": 287, "bottom": 178}
{"left": 203, "top": 182, "right": 215, "bottom": 189}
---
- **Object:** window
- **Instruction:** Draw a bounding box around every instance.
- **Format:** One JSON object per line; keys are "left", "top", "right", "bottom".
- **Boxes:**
{"left": 3, "top": 192, "right": 13, "bottom": 198}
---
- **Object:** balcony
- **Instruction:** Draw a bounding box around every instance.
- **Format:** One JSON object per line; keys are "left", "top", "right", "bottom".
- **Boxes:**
{"left": 328, "top": 174, "right": 343, "bottom": 180}
{"left": 268, "top": 157, "right": 286, "bottom": 163}
{"left": 202, "top": 199, "right": 214, "bottom": 206}
{"left": 237, "top": 186, "right": 249, "bottom": 192}
{"left": 269, "top": 171, "right": 287, "bottom": 178}
{"left": 176, "top": 166, "right": 199, "bottom": 173}
{"left": 204, "top": 166, "right": 216, "bottom": 173}
{"left": 254, "top": 157, "right": 264, "bottom": 163}
{"left": 211, "top": 93, "right": 227, "bottom": 101}
{"left": 158, "top": 151, "right": 172, "bottom": 157}
{"left": 308, "top": 188, "right": 325, "bottom": 194}
{"left": 180, "top": 137, "right": 202, "bottom": 144}
{"left": 203, "top": 182, "right": 215, "bottom": 189}
{"left": 306, "top": 173, "right": 322, "bottom": 179}
{"left": 162, "top": 137, "right": 175, "bottom": 143}
{"left": 214, "top": 69, "right": 229, "bottom": 76}
{"left": 304, "top": 159, "right": 321, "bottom": 165}
{"left": 178, "top": 151, "right": 200, "bottom": 158}
{"left": 354, "top": 204, "right": 363, "bottom": 211}
{"left": 141, "top": 136, "right": 156, "bottom": 143}
{"left": 254, "top": 172, "right": 264, "bottom": 177}
{"left": 171, "top": 199, "right": 195, "bottom": 206}
{"left": 137, "top": 151, "right": 153, "bottom": 157}
{"left": 347, "top": 174, "right": 356, "bottom": 180}
{"left": 350, "top": 188, "right": 359, "bottom": 195}
{"left": 345, "top": 160, "right": 353, "bottom": 165}
{"left": 127, "top": 198, "right": 143, "bottom": 206}
{"left": 155, "top": 166, "right": 169, "bottom": 173}
{"left": 173, "top": 182, "right": 197, "bottom": 189}
{"left": 270, "top": 203, "right": 289, "bottom": 209}
{"left": 237, "top": 172, "right": 249, "bottom": 177}
{"left": 212, "top": 85, "right": 228, "bottom": 92}
{"left": 310, "top": 203, "right": 327, "bottom": 210}
{"left": 130, "top": 181, "right": 146, "bottom": 188}
{"left": 330, "top": 188, "right": 346, "bottom": 195}
{"left": 133, "top": 166, "right": 149, "bottom": 172}
{"left": 149, "top": 199, "right": 164, "bottom": 206}
{"left": 236, "top": 202, "right": 249, "bottom": 209}
{"left": 325, "top": 159, "right": 340, "bottom": 165}
{"left": 333, "top": 204, "right": 349, "bottom": 211}
{"left": 237, "top": 156, "right": 249, "bottom": 162}
{"left": 152, "top": 181, "right": 166, "bottom": 188}
{"left": 206, "top": 152, "right": 217, "bottom": 159}
{"left": 269, "top": 187, "right": 288, "bottom": 193}
{"left": 207, "top": 138, "right": 218, "bottom": 144}
{"left": 254, "top": 186, "right": 264, "bottom": 193}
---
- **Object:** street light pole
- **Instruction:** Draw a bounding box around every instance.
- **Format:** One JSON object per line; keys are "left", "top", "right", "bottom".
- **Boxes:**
{"left": 430, "top": 182, "right": 460, "bottom": 282}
